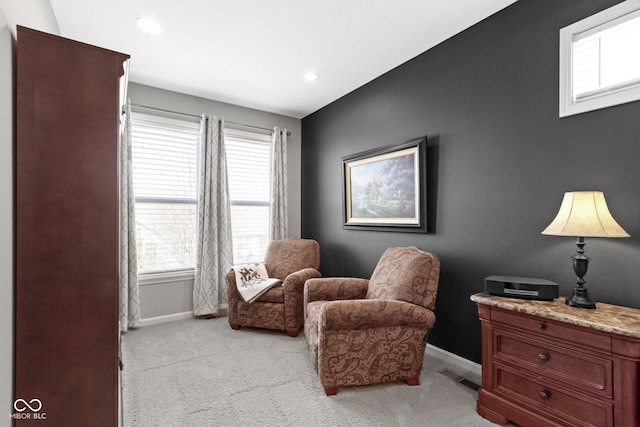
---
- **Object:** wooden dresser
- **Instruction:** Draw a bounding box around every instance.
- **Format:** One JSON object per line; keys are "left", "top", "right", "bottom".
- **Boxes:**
{"left": 471, "top": 293, "right": 640, "bottom": 427}
{"left": 15, "top": 27, "right": 129, "bottom": 426}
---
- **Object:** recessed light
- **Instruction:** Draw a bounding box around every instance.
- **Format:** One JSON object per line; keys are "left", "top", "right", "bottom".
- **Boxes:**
{"left": 136, "top": 17, "right": 163, "bottom": 35}
{"left": 304, "top": 72, "right": 320, "bottom": 81}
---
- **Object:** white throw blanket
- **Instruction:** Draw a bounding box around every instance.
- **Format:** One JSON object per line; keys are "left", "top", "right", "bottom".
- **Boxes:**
{"left": 232, "top": 263, "right": 282, "bottom": 304}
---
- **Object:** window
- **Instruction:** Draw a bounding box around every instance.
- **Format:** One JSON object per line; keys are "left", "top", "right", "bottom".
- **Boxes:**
{"left": 131, "top": 112, "right": 273, "bottom": 274}
{"left": 225, "top": 127, "right": 272, "bottom": 264}
{"left": 131, "top": 112, "right": 200, "bottom": 274}
{"left": 560, "top": 0, "right": 640, "bottom": 117}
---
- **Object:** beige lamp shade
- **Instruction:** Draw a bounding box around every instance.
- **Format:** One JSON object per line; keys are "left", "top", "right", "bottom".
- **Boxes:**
{"left": 542, "top": 191, "right": 629, "bottom": 238}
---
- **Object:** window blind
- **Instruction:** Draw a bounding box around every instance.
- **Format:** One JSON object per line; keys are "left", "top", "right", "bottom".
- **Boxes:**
{"left": 225, "top": 128, "right": 272, "bottom": 264}
{"left": 131, "top": 112, "right": 200, "bottom": 273}
{"left": 573, "top": 10, "right": 640, "bottom": 100}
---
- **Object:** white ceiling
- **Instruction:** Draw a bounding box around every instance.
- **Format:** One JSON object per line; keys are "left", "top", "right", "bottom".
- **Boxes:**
{"left": 47, "top": 0, "right": 517, "bottom": 119}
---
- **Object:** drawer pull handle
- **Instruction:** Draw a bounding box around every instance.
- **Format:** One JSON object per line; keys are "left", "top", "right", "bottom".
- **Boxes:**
{"left": 539, "top": 322, "right": 547, "bottom": 331}
{"left": 538, "top": 353, "right": 549, "bottom": 362}
{"left": 539, "top": 390, "right": 550, "bottom": 401}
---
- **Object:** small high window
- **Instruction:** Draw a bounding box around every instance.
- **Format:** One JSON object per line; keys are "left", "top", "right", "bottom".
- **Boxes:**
{"left": 560, "top": 0, "right": 640, "bottom": 117}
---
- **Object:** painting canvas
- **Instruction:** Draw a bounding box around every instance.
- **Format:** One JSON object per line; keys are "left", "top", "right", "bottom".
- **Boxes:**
{"left": 343, "top": 137, "right": 426, "bottom": 232}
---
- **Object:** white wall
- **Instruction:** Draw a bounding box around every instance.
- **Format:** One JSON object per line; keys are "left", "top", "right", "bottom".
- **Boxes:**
{"left": 128, "top": 83, "right": 303, "bottom": 321}
{"left": 0, "top": 0, "right": 58, "bottom": 35}
{"left": 0, "top": 9, "right": 13, "bottom": 427}
{"left": 139, "top": 277, "right": 193, "bottom": 322}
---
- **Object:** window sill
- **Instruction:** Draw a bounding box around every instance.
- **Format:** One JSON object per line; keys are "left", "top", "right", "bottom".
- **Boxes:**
{"left": 139, "top": 269, "right": 195, "bottom": 286}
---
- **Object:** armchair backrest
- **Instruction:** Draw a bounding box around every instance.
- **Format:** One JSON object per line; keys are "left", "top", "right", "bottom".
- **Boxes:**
{"left": 264, "top": 239, "right": 320, "bottom": 279}
{"left": 366, "top": 247, "right": 440, "bottom": 310}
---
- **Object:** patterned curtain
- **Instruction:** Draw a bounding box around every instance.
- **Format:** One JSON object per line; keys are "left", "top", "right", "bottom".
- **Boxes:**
{"left": 119, "top": 99, "right": 140, "bottom": 331}
{"left": 270, "top": 126, "right": 289, "bottom": 240}
{"left": 193, "top": 115, "right": 234, "bottom": 316}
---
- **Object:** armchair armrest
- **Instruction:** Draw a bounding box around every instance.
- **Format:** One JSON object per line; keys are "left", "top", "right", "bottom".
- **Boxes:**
{"left": 282, "top": 267, "right": 321, "bottom": 337}
{"left": 320, "top": 299, "right": 436, "bottom": 331}
{"left": 304, "top": 277, "right": 369, "bottom": 304}
{"left": 282, "top": 267, "right": 322, "bottom": 292}
{"left": 226, "top": 269, "right": 239, "bottom": 298}
{"left": 226, "top": 269, "right": 241, "bottom": 329}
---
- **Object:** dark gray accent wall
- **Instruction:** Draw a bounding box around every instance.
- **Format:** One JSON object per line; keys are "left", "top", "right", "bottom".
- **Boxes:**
{"left": 301, "top": 0, "right": 640, "bottom": 363}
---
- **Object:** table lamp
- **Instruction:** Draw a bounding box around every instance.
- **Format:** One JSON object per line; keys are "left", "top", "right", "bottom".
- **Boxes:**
{"left": 542, "top": 191, "right": 629, "bottom": 309}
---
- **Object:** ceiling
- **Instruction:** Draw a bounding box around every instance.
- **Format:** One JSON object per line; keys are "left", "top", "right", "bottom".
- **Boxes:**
{"left": 47, "top": 0, "right": 517, "bottom": 119}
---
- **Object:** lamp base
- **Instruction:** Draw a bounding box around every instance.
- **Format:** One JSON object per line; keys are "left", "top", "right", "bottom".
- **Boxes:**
{"left": 565, "top": 238, "right": 596, "bottom": 309}
{"left": 565, "top": 287, "right": 596, "bottom": 309}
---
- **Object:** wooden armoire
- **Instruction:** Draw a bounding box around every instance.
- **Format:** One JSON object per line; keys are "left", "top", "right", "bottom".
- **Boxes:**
{"left": 15, "top": 26, "right": 129, "bottom": 426}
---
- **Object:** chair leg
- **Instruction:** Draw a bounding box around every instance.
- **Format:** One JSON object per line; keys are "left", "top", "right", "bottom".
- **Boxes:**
{"left": 230, "top": 324, "right": 241, "bottom": 330}
{"left": 324, "top": 386, "right": 339, "bottom": 396}
{"left": 286, "top": 328, "right": 299, "bottom": 337}
{"left": 406, "top": 377, "right": 420, "bottom": 386}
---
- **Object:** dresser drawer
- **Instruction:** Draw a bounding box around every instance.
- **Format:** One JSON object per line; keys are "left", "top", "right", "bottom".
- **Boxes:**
{"left": 491, "top": 308, "right": 611, "bottom": 352}
{"left": 494, "top": 366, "right": 613, "bottom": 427}
{"left": 494, "top": 329, "right": 612, "bottom": 398}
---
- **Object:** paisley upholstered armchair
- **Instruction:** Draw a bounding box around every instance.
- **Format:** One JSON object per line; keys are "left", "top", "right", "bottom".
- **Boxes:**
{"left": 304, "top": 246, "right": 440, "bottom": 395}
{"left": 227, "top": 238, "right": 321, "bottom": 337}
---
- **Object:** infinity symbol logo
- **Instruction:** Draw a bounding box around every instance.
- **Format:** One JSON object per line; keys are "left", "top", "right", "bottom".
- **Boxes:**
{"left": 14, "top": 398, "right": 42, "bottom": 412}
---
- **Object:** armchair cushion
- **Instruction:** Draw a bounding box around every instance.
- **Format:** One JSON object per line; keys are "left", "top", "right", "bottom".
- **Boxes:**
{"left": 254, "top": 285, "right": 284, "bottom": 303}
{"left": 264, "top": 239, "right": 320, "bottom": 279}
{"left": 367, "top": 247, "right": 439, "bottom": 309}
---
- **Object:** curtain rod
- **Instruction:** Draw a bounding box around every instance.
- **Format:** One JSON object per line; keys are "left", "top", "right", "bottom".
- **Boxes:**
{"left": 131, "top": 103, "right": 291, "bottom": 136}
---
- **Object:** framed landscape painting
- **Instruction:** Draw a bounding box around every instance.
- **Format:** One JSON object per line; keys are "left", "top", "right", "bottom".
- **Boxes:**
{"left": 342, "top": 136, "right": 427, "bottom": 233}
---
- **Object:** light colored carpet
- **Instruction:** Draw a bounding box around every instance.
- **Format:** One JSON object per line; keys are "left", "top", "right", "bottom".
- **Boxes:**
{"left": 121, "top": 317, "right": 499, "bottom": 427}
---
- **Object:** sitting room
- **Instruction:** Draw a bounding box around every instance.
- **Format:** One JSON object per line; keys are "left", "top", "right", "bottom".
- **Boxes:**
{"left": 2, "top": 1, "right": 640, "bottom": 426}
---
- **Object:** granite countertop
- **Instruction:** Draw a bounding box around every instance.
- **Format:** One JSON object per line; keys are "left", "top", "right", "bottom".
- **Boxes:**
{"left": 471, "top": 292, "right": 640, "bottom": 339}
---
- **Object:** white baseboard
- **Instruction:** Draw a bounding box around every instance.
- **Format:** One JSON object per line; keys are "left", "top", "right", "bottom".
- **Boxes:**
{"left": 426, "top": 344, "right": 482, "bottom": 383}
{"left": 140, "top": 311, "right": 194, "bottom": 327}
{"left": 140, "top": 305, "right": 229, "bottom": 327}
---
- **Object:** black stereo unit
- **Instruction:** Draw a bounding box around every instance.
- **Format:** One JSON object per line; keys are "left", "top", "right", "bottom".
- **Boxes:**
{"left": 484, "top": 275, "right": 559, "bottom": 301}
